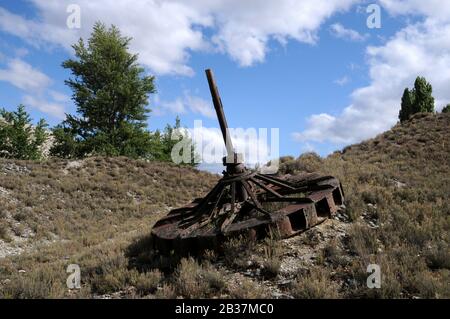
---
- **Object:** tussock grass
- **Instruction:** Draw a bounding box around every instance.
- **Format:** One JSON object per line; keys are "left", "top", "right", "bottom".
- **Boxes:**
{"left": 173, "top": 258, "right": 226, "bottom": 298}
{"left": 228, "top": 278, "right": 267, "bottom": 299}
{"left": 289, "top": 268, "right": 340, "bottom": 299}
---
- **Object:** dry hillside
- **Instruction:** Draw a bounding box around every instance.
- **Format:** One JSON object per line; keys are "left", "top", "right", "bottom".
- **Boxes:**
{"left": 0, "top": 112, "right": 448, "bottom": 298}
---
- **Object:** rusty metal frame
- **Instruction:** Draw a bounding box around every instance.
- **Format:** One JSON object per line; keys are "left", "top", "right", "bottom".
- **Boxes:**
{"left": 150, "top": 69, "right": 345, "bottom": 255}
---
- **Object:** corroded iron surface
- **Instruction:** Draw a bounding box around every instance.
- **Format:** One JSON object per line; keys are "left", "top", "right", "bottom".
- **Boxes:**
{"left": 151, "top": 69, "right": 345, "bottom": 255}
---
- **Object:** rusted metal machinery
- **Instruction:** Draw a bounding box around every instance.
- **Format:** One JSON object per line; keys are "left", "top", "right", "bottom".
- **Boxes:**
{"left": 151, "top": 69, "right": 344, "bottom": 255}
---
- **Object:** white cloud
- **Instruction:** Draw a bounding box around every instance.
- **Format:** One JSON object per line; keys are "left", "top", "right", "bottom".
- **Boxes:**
{"left": 0, "top": 57, "right": 67, "bottom": 119}
{"left": 155, "top": 93, "right": 215, "bottom": 118}
{"left": 0, "top": 2, "right": 209, "bottom": 76}
{"left": 380, "top": 0, "right": 450, "bottom": 22}
{"left": 294, "top": 18, "right": 450, "bottom": 145}
{"left": 49, "top": 90, "right": 70, "bottom": 103}
{"left": 330, "top": 23, "right": 368, "bottom": 41}
{"left": 0, "top": 0, "right": 358, "bottom": 74}
{"left": 0, "top": 8, "right": 41, "bottom": 43}
{"left": 160, "top": 98, "right": 186, "bottom": 115}
{"left": 185, "top": 94, "right": 215, "bottom": 118}
{"left": 208, "top": 0, "right": 358, "bottom": 66}
{"left": 14, "top": 48, "right": 29, "bottom": 58}
{"left": 334, "top": 76, "right": 350, "bottom": 86}
{"left": 23, "top": 95, "right": 66, "bottom": 119}
{"left": 0, "top": 58, "right": 51, "bottom": 92}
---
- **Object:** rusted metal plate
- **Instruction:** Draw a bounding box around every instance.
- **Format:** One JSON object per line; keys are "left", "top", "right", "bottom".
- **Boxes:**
{"left": 151, "top": 174, "right": 344, "bottom": 255}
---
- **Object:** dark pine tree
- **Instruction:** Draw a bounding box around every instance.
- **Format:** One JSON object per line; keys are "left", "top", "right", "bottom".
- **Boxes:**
{"left": 399, "top": 88, "right": 414, "bottom": 122}
{"left": 412, "top": 76, "right": 435, "bottom": 114}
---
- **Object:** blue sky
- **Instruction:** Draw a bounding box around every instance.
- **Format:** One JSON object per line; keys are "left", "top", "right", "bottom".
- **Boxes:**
{"left": 0, "top": 1, "right": 449, "bottom": 167}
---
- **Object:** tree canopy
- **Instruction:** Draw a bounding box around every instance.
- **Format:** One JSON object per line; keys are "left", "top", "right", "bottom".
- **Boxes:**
{"left": 51, "top": 22, "right": 156, "bottom": 158}
{"left": 399, "top": 76, "right": 435, "bottom": 122}
{"left": 50, "top": 22, "right": 197, "bottom": 166}
{"left": 0, "top": 105, "right": 48, "bottom": 160}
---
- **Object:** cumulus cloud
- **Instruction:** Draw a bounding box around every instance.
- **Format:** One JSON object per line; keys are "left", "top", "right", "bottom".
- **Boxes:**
{"left": 0, "top": 2, "right": 208, "bottom": 76}
{"left": 48, "top": 90, "right": 70, "bottom": 103}
{"left": 23, "top": 95, "right": 66, "bottom": 119}
{"left": 209, "top": 0, "right": 357, "bottom": 66}
{"left": 334, "top": 75, "right": 350, "bottom": 86}
{"left": 159, "top": 98, "right": 186, "bottom": 115}
{"left": 0, "top": 57, "right": 67, "bottom": 119}
{"left": 293, "top": 7, "right": 450, "bottom": 146}
{"left": 0, "top": 0, "right": 358, "bottom": 74}
{"left": 380, "top": 0, "right": 450, "bottom": 22}
{"left": 0, "top": 58, "right": 51, "bottom": 92}
{"left": 155, "top": 93, "right": 215, "bottom": 118}
{"left": 330, "top": 23, "right": 368, "bottom": 41}
{"left": 184, "top": 94, "right": 215, "bottom": 118}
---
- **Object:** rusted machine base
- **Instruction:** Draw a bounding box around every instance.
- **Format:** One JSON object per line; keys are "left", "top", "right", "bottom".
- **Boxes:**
{"left": 151, "top": 69, "right": 345, "bottom": 256}
{"left": 151, "top": 173, "right": 344, "bottom": 255}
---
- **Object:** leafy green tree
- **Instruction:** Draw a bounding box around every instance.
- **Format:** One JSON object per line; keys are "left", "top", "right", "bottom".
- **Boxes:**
{"left": 0, "top": 105, "right": 48, "bottom": 160}
{"left": 52, "top": 22, "right": 156, "bottom": 158}
{"left": 442, "top": 104, "right": 450, "bottom": 113}
{"left": 50, "top": 124, "right": 82, "bottom": 158}
{"left": 398, "top": 76, "right": 435, "bottom": 122}
{"left": 150, "top": 116, "right": 198, "bottom": 166}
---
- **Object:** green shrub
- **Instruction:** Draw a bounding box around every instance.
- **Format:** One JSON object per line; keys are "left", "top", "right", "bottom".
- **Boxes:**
{"left": 442, "top": 104, "right": 450, "bottom": 113}
{"left": 0, "top": 105, "right": 48, "bottom": 160}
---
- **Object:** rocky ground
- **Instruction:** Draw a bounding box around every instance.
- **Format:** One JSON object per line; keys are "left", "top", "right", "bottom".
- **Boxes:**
{"left": 224, "top": 215, "right": 353, "bottom": 299}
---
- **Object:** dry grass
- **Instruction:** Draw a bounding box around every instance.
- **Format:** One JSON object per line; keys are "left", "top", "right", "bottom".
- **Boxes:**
{"left": 261, "top": 233, "right": 283, "bottom": 279}
{"left": 173, "top": 258, "right": 226, "bottom": 298}
{"left": 279, "top": 112, "right": 450, "bottom": 298}
{"left": 0, "top": 157, "right": 217, "bottom": 299}
{"left": 0, "top": 113, "right": 448, "bottom": 299}
{"left": 289, "top": 268, "right": 340, "bottom": 299}
{"left": 0, "top": 157, "right": 218, "bottom": 244}
{"left": 228, "top": 278, "right": 267, "bottom": 299}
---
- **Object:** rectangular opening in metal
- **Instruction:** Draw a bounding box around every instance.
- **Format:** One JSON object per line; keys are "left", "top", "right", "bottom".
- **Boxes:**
{"left": 315, "top": 198, "right": 330, "bottom": 218}
{"left": 332, "top": 188, "right": 343, "bottom": 205}
{"left": 288, "top": 210, "right": 307, "bottom": 231}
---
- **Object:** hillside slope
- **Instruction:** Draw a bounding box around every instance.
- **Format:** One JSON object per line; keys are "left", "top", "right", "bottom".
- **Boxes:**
{"left": 0, "top": 113, "right": 448, "bottom": 298}
{"left": 278, "top": 112, "right": 449, "bottom": 298}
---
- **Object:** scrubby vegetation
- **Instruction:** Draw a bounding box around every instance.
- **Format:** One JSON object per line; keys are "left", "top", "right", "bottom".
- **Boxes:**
{"left": 0, "top": 105, "right": 48, "bottom": 160}
{"left": 280, "top": 112, "right": 449, "bottom": 298}
{"left": 0, "top": 112, "right": 448, "bottom": 299}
